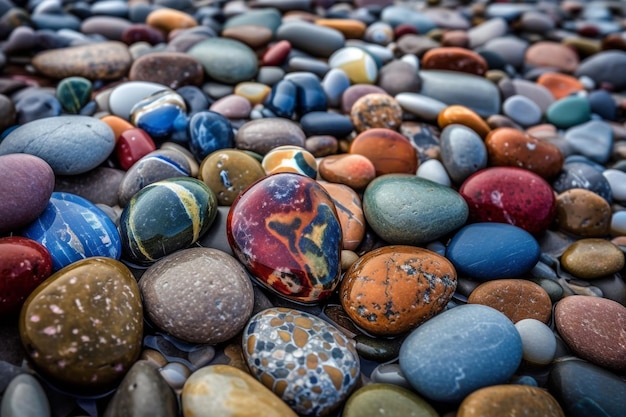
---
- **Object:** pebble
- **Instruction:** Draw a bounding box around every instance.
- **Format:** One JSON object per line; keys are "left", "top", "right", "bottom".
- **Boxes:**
{"left": 564, "top": 120, "right": 613, "bottom": 165}
{"left": 145, "top": 8, "right": 197, "bottom": 33}
{"left": 128, "top": 52, "right": 204, "bottom": 89}
{"left": 107, "top": 81, "right": 169, "bottom": 120}
{"left": 457, "top": 385, "right": 564, "bottom": 417}
{"left": 416, "top": 158, "right": 451, "bottom": 186}
{"left": 328, "top": 46, "right": 377, "bottom": 84}
{"left": 130, "top": 89, "right": 188, "bottom": 141}
{"left": 377, "top": 60, "right": 421, "bottom": 96}
{"left": 235, "top": 118, "right": 305, "bottom": 155}
{"left": 0, "top": 373, "right": 51, "bottom": 417}
{"left": 55, "top": 76, "right": 92, "bottom": 114}
{"left": 363, "top": 174, "right": 468, "bottom": 245}
{"left": 514, "top": 318, "right": 557, "bottom": 366}
{"left": 114, "top": 127, "right": 156, "bottom": 170}
{"left": 537, "top": 72, "right": 584, "bottom": 100}
{"left": 399, "top": 304, "right": 522, "bottom": 403}
{"left": 262, "top": 145, "right": 317, "bottom": 178}
{"left": 545, "top": 96, "right": 591, "bottom": 129}
{"left": 187, "top": 111, "right": 234, "bottom": 161}
{"left": 395, "top": 93, "right": 446, "bottom": 123}
{"left": 55, "top": 166, "right": 124, "bottom": 208}
{"left": 209, "top": 94, "right": 252, "bottom": 119}
{"left": 438, "top": 105, "right": 491, "bottom": 139}
{"left": 555, "top": 296, "right": 626, "bottom": 372}
{"left": 561, "top": 239, "right": 625, "bottom": 279}
{"left": 350, "top": 128, "right": 417, "bottom": 175}
{"left": 276, "top": 20, "right": 345, "bottom": 58}
{"left": 187, "top": 38, "right": 258, "bottom": 85}
{"left": 422, "top": 46, "right": 488, "bottom": 76}
{"left": 342, "top": 383, "right": 438, "bottom": 417}
{"left": 575, "top": 50, "right": 626, "bottom": 91}
{"left": 502, "top": 95, "right": 542, "bottom": 127}
{"left": 319, "top": 182, "right": 365, "bottom": 251}
{"left": 439, "top": 123, "right": 487, "bottom": 184}
{"left": 318, "top": 154, "right": 376, "bottom": 191}
{"left": 552, "top": 161, "right": 613, "bottom": 203}
{"left": 350, "top": 93, "right": 403, "bottom": 133}
{"left": 555, "top": 188, "right": 612, "bottom": 237}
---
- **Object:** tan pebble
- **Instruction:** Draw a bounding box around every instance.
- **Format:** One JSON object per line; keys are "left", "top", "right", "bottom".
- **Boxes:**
{"left": 561, "top": 238, "right": 625, "bottom": 279}
{"left": 341, "top": 250, "right": 359, "bottom": 271}
{"left": 222, "top": 25, "right": 273, "bottom": 49}
{"left": 458, "top": 385, "right": 565, "bottom": 417}
{"left": 315, "top": 19, "right": 366, "bottom": 39}
{"left": 555, "top": 189, "right": 611, "bottom": 237}
{"left": 146, "top": 8, "right": 197, "bottom": 32}
{"left": 438, "top": 105, "right": 490, "bottom": 139}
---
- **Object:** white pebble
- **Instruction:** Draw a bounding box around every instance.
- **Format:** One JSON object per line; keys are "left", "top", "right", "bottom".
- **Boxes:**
{"left": 515, "top": 318, "right": 556, "bottom": 365}
{"left": 416, "top": 159, "right": 451, "bottom": 186}
{"left": 603, "top": 169, "right": 626, "bottom": 202}
{"left": 611, "top": 210, "right": 626, "bottom": 236}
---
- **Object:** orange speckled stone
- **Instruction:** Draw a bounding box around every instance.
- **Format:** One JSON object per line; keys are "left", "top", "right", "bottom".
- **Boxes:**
{"left": 438, "top": 105, "right": 491, "bottom": 139}
{"left": 485, "top": 127, "right": 564, "bottom": 179}
{"left": 101, "top": 115, "right": 134, "bottom": 141}
{"left": 560, "top": 238, "right": 625, "bottom": 279}
{"left": 340, "top": 245, "right": 457, "bottom": 336}
{"left": 350, "top": 128, "right": 418, "bottom": 176}
{"left": 458, "top": 385, "right": 565, "bottom": 417}
{"left": 421, "top": 47, "right": 488, "bottom": 76}
{"left": 315, "top": 19, "right": 366, "bottom": 39}
{"left": 555, "top": 189, "right": 611, "bottom": 237}
{"left": 524, "top": 41, "right": 579, "bottom": 73}
{"left": 318, "top": 154, "right": 376, "bottom": 191}
{"left": 350, "top": 93, "right": 403, "bottom": 133}
{"left": 319, "top": 182, "right": 365, "bottom": 251}
{"left": 146, "top": 8, "right": 198, "bottom": 33}
{"left": 467, "top": 279, "right": 552, "bottom": 324}
{"left": 536, "top": 72, "right": 584, "bottom": 100}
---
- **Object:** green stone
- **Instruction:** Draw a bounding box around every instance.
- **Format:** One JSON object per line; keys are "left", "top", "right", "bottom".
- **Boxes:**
{"left": 545, "top": 96, "right": 591, "bottom": 129}
{"left": 56, "top": 76, "right": 93, "bottom": 114}
{"left": 343, "top": 383, "right": 438, "bottom": 417}
{"left": 188, "top": 38, "right": 258, "bottom": 85}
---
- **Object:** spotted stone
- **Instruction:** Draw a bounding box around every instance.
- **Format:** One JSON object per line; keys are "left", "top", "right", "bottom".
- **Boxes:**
{"left": 555, "top": 188, "right": 611, "bottom": 237}
{"left": 350, "top": 93, "right": 403, "bottom": 133}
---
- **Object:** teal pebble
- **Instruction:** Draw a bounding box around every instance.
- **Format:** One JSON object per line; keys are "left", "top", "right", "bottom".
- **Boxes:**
{"left": 545, "top": 95, "right": 591, "bottom": 129}
{"left": 56, "top": 76, "right": 93, "bottom": 114}
{"left": 188, "top": 38, "right": 258, "bottom": 85}
{"left": 0, "top": 374, "right": 51, "bottom": 417}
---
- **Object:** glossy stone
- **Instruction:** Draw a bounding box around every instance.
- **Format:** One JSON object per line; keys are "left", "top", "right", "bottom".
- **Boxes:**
{"left": 55, "top": 76, "right": 92, "bottom": 114}
{"left": 145, "top": 8, "right": 197, "bottom": 32}
{"left": 514, "top": 318, "right": 557, "bottom": 365}
{"left": 341, "top": 246, "right": 456, "bottom": 336}
{"left": 0, "top": 373, "right": 50, "bottom": 417}
{"left": 553, "top": 161, "right": 613, "bottom": 203}
{"left": 343, "top": 383, "right": 438, "bottom": 417}
{"left": 438, "top": 105, "right": 491, "bottom": 139}
{"left": 284, "top": 72, "right": 327, "bottom": 115}
{"left": 227, "top": 173, "right": 342, "bottom": 304}
{"left": 235, "top": 118, "right": 305, "bottom": 155}
{"left": 188, "top": 111, "right": 233, "bottom": 161}
{"left": 545, "top": 96, "right": 591, "bottom": 129}
{"left": 115, "top": 127, "right": 156, "bottom": 170}
{"left": 502, "top": 95, "right": 542, "bottom": 127}
{"left": 399, "top": 304, "right": 522, "bottom": 403}
{"left": 422, "top": 47, "right": 488, "bottom": 76}
{"left": 575, "top": 50, "right": 626, "bottom": 91}
{"left": 129, "top": 52, "right": 204, "bottom": 89}
{"left": 318, "top": 154, "right": 376, "bottom": 191}
{"left": 555, "top": 188, "right": 611, "bottom": 238}
{"left": 0, "top": 154, "right": 54, "bottom": 234}
{"left": 299, "top": 111, "right": 353, "bottom": 138}
{"left": 446, "top": 223, "right": 541, "bottom": 281}
{"left": 187, "top": 37, "right": 258, "bottom": 84}
{"left": 14, "top": 92, "right": 62, "bottom": 124}
{"left": 350, "top": 94, "right": 403, "bottom": 133}
{"left": 108, "top": 81, "right": 168, "bottom": 121}
{"left": 457, "top": 385, "right": 564, "bottom": 417}
{"left": 119, "top": 177, "right": 217, "bottom": 265}
{"left": 21, "top": 192, "right": 121, "bottom": 271}
{"left": 561, "top": 239, "right": 625, "bottom": 279}
{"left": 130, "top": 89, "right": 188, "bottom": 141}
{"left": 395, "top": 93, "right": 447, "bottom": 123}
{"left": 262, "top": 145, "right": 317, "bottom": 178}
{"left": 242, "top": 307, "right": 359, "bottom": 416}
{"left": 19, "top": 257, "right": 143, "bottom": 394}
{"left": 140, "top": 248, "right": 254, "bottom": 344}
{"left": 264, "top": 79, "right": 297, "bottom": 118}
{"left": 537, "top": 72, "right": 584, "bottom": 100}
{"left": 460, "top": 167, "right": 556, "bottom": 235}
{"left": 350, "top": 128, "right": 417, "bottom": 176}
{"left": 440, "top": 123, "right": 488, "bottom": 184}
{"left": 328, "top": 46, "right": 377, "bottom": 84}
{"left": 209, "top": 94, "right": 252, "bottom": 119}
{"left": 377, "top": 60, "right": 421, "bottom": 96}
{"left": 363, "top": 174, "right": 468, "bottom": 245}
{"left": 318, "top": 182, "right": 365, "bottom": 251}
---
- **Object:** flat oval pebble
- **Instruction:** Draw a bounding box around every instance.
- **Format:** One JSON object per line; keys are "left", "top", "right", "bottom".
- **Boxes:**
{"left": 502, "top": 95, "right": 542, "bottom": 127}
{"left": 525, "top": 41, "right": 580, "bottom": 73}
{"left": 545, "top": 96, "right": 591, "bottom": 129}
{"left": 564, "top": 120, "right": 613, "bottom": 165}
{"left": 145, "top": 8, "right": 197, "bottom": 32}
{"left": 328, "top": 46, "right": 377, "bottom": 84}
{"left": 555, "top": 188, "right": 611, "bottom": 237}
{"left": 342, "top": 383, "right": 438, "bottom": 417}
{"left": 0, "top": 373, "right": 51, "bottom": 417}
{"left": 227, "top": 173, "right": 342, "bottom": 304}
{"left": 575, "top": 50, "right": 626, "bottom": 91}
{"left": 276, "top": 20, "right": 344, "bottom": 58}
{"left": 262, "top": 145, "right": 317, "bottom": 178}
{"left": 130, "top": 89, "right": 188, "bottom": 141}
{"left": 21, "top": 192, "right": 121, "bottom": 271}
{"left": 182, "top": 365, "right": 297, "bottom": 417}
{"left": 468, "top": 279, "right": 552, "bottom": 323}
{"left": 119, "top": 177, "right": 217, "bottom": 265}
{"left": 514, "top": 318, "right": 557, "bottom": 365}
{"left": 19, "top": 257, "right": 143, "bottom": 394}
{"left": 139, "top": 247, "right": 254, "bottom": 344}
{"left": 395, "top": 93, "right": 447, "bottom": 123}
{"left": 129, "top": 52, "right": 204, "bottom": 89}
{"left": 340, "top": 245, "right": 457, "bottom": 336}
{"left": 319, "top": 182, "right": 365, "bottom": 251}
{"left": 422, "top": 47, "right": 488, "bottom": 76}
{"left": 561, "top": 239, "right": 625, "bottom": 279}
{"left": 457, "top": 385, "right": 564, "bottom": 417}
{"left": 460, "top": 167, "right": 556, "bottom": 235}
{"left": 235, "top": 118, "right": 305, "bottom": 155}
{"left": 318, "top": 154, "right": 376, "bottom": 191}
{"left": 0, "top": 154, "right": 54, "bottom": 233}
{"left": 363, "top": 174, "right": 468, "bottom": 245}
{"left": 446, "top": 222, "right": 541, "bottom": 281}
{"left": 438, "top": 105, "right": 491, "bottom": 139}
{"left": 350, "top": 128, "right": 417, "bottom": 176}
{"left": 399, "top": 304, "right": 522, "bottom": 403}
{"left": 188, "top": 37, "right": 257, "bottom": 85}
{"left": 242, "top": 307, "right": 360, "bottom": 416}
{"left": 552, "top": 161, "right": 613, "bottom": 203}
{"left": 440, "top": 123, "right": 488, "bottom": 184}
{"left": 108, "top": 81, "right": 169, "bottom": 121}
{"left": 555, "top": 295, "right": 626, "bottom": 372}
{"left": 0, "top": 115, "right": 115, "bottom": 175}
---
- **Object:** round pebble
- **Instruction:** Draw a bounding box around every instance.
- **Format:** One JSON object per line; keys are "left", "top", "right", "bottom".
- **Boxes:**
{"left": 561, "top": 238, "right": 625, "bottom": 279}
{"left": 514, "top": 318, "right": 557, "bottom": 365}
{"left": 457, "top": 385, "right": 564, "bottom": 417}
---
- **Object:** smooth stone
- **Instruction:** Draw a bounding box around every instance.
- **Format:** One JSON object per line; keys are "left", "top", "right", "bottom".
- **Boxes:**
{"left": 536, "top": 72, "right": 584, "bottom": 100}
{"left": 140, "top": 247, "right": 254, "bottom": 344}
{"left": 351, "top": 127, "right": 417, "bottom": 174}
{"left": 377, "top": 60, "right": 421, "bottom": 96}
{"left": 611, "top": 210, "right": 626, "bottom": 236}
{"left": 419, "top": 70, "right": 501, "bottom": 117}
{"left": 350, "top": 93, "right": 403, "bottom": 133}
{"left": 446, "top": 223, "right": 541, "bottom": 281}
{"left": 341, "top": 245, "right": 456, "bottom": 336}
{"left": 119, "top": 177, "right": 217, "bottom": 265}
{"left": 399, "top": 304, "right": 522, "bottom": 403}
{"left": 440, "top": 123, "right": 488, "bottom": 184}
{"left": 555, "top": 296, "right": 626, "bottom": 372}
{"left": 182, "top": 365, "right": 297, "bottom": 417}
{"left": 103, "top": 361, "right": 177, "bottom": 417}
{"left": 545, "top": 96, "right": 591, "bottom": 129}
{"left": 341, "top": 84, "right": 388, "bottom": 115}
{"left": 188, "top": 37, "right": 257, "bottom": 84}
{"left": 485, "top": 127, "right": 564, "bottom": 179}
{"left": 363, "top": 174, "right": 468, "bottom": 245}
{"left": 187, "top": 111, "right": 233, "bottom": 161}
{"left": 502, "top": 95, "right": 542, "bottom": 127}
{"left": 468, "top": 17, "right": 508, "bottom": 48}
{"left": 552, "top": 161, "right": 613, "bottom": 203}
{"left": 159, "top": 361, "right": 190, "bottom": 392}
{"left": 19, "top": 257, "right": 143, "bottom": 393}
{"left": 468, "top": 279, "right": 552, "bottom": 323}
{"left": 262, "top": 145, "right": 317, "bottom": 178}
{"left": 222, "top": 24, "right": 273, "bottom": 49}
{"left": 21, "top": 192, "right": 121, "bottom": 271}
{"left": 299, "top": 111, "right": 353, "bottom": 138}
{"left": 262, "top": 79, "right": 297, "bottom": 118}
{"left": 145, "top": 7, "right": 197, "bottom": 32}
{"left": 262, "top": 40, "right": 291, "bottom": 66}
{"left": 114, "top": 127, "right": 156, "bottom": 170}
{"left": 129, "top": 89, "right": 187, "bottom": 141}
{"left": 234, "top": 82, "right": 271, "bottom": 105}
{"left": 457, "top": 385, "right": 564, "bottom": 417}
{"left": 80, "top": 16, "right": 132, "bottom": 40}
{"left": 353, "top": 333, "right": 403, "bottom": 362}
{"left": 381, "top": 6, "right": 436, "bottom": 34}
{"left": 499, "top": 78, "right": 555, "bottom": 114}
{"left": 31, "top": 41, "right": 131, "bottom": 80}
{"left": 561, "top": 239, "right": 625, "bottom": 279}
{"left": 564, "top": 120, "right": 613, "bottom": 165}
{"left": 514, "top": 318, "right": 557, "bottom": 365}
{"left": 222, "top": 8, "right": 282, "bottom": 32}
{"left": 422, "top": 46, "right": 488, "bottom": 76}
{"left": 481, "top": 36, "right": 528, "bottom": 69}
{"left": 288, "top": 56, "right": 330, "bottom": 78}
{"left": 31, "top": 13, "right": 81, "bottom": 32}
{"left": 283, "top": 72, "right": 327, "bottom": 115}
{"left": 318, "top": 182, "right": 365, "bottom": 251}
{"left": 0, "top": 154, "right": 54, "bottom": 234}
{"left": 129, "top": 52, "right": 204, "bottom": 89}
{"left": 121, "top": 23, "right": 166, "bottom": 46}
{"left": 235, "top": 118, "right": 305, "bottom": 155}
{"left": 369, "top": 363, "right": 411, "bottom": 389}
{"left": 322, "top": 68, "right": 351, "bottom": 109}
{"left": 549, "top": 359, "right": 626, "bottom": 417}
{"left": 0, "top": 94, "right": 16, "bottom": 132}
{"left": 117, "top": 149, "right": 191, "bottom": 207}
{"left": 305, "top": 135, "right": 338, "bottom": 157}
{"left": 555, "top": 189, "right": 612, "bottom": 238}
{"left": 343, "top": 383, "right": 438, "bottom": 417}
{"left": 604, "top": 169, "right": 626, "bottom": 202}
{"left": 276, "top": 20, "right": 344, "bottom": 58}
{"left": 55, "top": 166, "right": 125, "bottom": 207}
{"left": 328, "top": 46, "right": 377, "bottom": 84}
{"left": 14, "top": 92, "right": 62, "bottom": 124}
{"left": 575, "top": 50, "right": 626, "bottom": 91}
{"left": 108, "top": 81, "right": 169, "bottom": 121}
{"left": 315, "top": 18, "right": 366, "bottom": 39}
{"left": 588, "top": 89, "right": 617, "bottom": 121}
{"left": 227, "top": 173, "right": 342, "bottom": 304}
{"left": 416, "top": 158, "right": 451, "bottom": 186}
{"left": 55, "top": 76, "right": 92, "bottom": 114}
{"left": 241, "top": 307, "right": 360, "bottom": 416}
{"left": 209, "top": 94, "right": 251, "bottom": 119}
{"left": 395, "top": 93, "right": 446, "bottom": 123}
{"left": 318, "top": 154, "right": 376, "bottom": 191}
{"left": 525, "top": 41, "right": 580, "bottom": 73}
{"left": 0, "top": 373, "right": 50, "bottom": 417}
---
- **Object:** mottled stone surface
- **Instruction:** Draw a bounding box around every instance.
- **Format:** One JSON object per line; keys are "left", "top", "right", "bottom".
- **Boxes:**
{"left": 561, "top": 239, "right": 625, "bottom": 279}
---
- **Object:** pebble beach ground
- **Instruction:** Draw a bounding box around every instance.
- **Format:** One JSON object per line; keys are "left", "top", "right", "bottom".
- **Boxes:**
{"left": 1, "top": 0, "right": 626, "bottom": 416}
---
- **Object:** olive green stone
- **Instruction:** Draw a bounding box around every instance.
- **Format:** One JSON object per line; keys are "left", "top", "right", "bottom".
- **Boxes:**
{"left": 343, "top": 383, "right": 438, "bottom": 417}
{"left": 561, "top": 238, "right": 626, "bottom": 279}
{"left": 19, "top": 257, "right": 143, "bottom": 394}
{"left": 545, "top": 96, "right": 591, "bottom": 129}
{"left": 56, "top": 76, "right": 93, "bottom": 114}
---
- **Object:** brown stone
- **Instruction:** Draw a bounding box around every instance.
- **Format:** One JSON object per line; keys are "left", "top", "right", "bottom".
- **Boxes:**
{"left": 485, "top": 127, "right": 564, "bottom": 179}
{"left": 421, "top": 46, "right": 488, "bottom": 76}
{"left": 350, "top": 128, "right": 418, "bottom": 176}
{"left": 318, "top": 154, "right": 376, "bottom": 191}
{"left": 350, "top": 93, "right": 403, "bottom": 133}
{"left": 468, "top": 279, "right": 553, "bottom": 323}
{"left": 341, "top": 84, "right": 388, "bottom": 114}
{"left": 561, "top": 239, "right": 625, "bottom": 279}
{"left": 318, "top": 182, "right": 365, "bottom": 251}
{"left": 458, "top": 385, "right": 565, "bottom": 417}
{"left": 146, "top": 8, "right": 197, "bottom": 33}
{"left": 129, "top": 52, "right": 204, "bottom": 89}
{"left": 524, "top": 41, "right": 580, "bottom": 73}
{"left": 314, "top": 19, "right": 366, "bottom": 39}
{"left": 555, "top": 295, "right": 626, "bottom": 371}
{"left": 222, "top": 25, "right": 273, "bottom": 49}
{"left": 441, "top": 30, "right": 470, "bottom": 48}
{"left": 438, "top": 105, "right": 491, "bottom": 139}
{"left": 555, "top": 189, "right": 612, "bottom": 237}
{"left": 536, "top": 72, "right": 584, "bottom": 100}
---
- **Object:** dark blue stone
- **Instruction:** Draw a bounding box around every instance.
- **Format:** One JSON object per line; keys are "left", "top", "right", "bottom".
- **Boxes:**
{"left": 299, "top": 111, "right": 353, "bottom": 138}
{"left": 15, "top": 93, "right": 62, "bottom": 124}
{"left": 177, "top": 85, "right": 211, "bottom": 116}
{"left": 21, "top": 192, "right": 121, "bottom": 271}
{"left": 445, "top": 223, "right": 541, "bottom": 281}
{"left": 188, "top": 110, "right": 234, "bottom": 161}
{"left": 130, "top": 90, "right": 188, "bottom": 141}
{"left": 552, "top": 161, "right": 613, "bottom": 203}
{"left": 285, "top": 72, "right": 327, "bottom": 115}
{"left": 588, "top": 89, "right": 616, "bottom": 121}
{"left": 31, "top": 13, "right": 81, "bottom": 31}
{"left": 264, "top": 79, "right": 298, "bottom": 119}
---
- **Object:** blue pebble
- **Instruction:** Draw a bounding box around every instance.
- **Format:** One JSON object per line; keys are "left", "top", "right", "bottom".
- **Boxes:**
{"left": 21, "top": 192, "right": 121, "bottom": 271}
{"left": 552, "top": 161, "right": 613, "bottom": 203}
{"left": 564, "top": 120, "right": 613, "bottom": 165}
{"left": 177, "top": 85, "right": 211, "bottom": 116}
{"left": 264, "top": 79, "right": 298, "bottom": 119}
{"left": 299, "top": 111, "right": 353, "bottom": 138}
{"left": 322, "top": 68, "right": 351, "bottom": 109}
{"left": 445, "top": 223, "right": 540, "bottom": 281}
{"left": 284, "top": 72, "right": 327, "bottom": 115}
{"left": 130, "top": 90, "right": 188, "bottom": 140}
{"left": 188, "top": 111, "right": 234, "bottom": 161}
{"left": 399, "top": 304, "right": 523, "bottom": 403}
{"left": 588, "top": 89, "right": 616, "bottom": 121}
{"left": 381, "top": 6, "right": 436, "bottom": 33}
{"left": 15, "top": 93, "right": 62, "bottom": 124}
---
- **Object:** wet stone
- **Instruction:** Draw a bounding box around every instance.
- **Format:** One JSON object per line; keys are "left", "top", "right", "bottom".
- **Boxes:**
{"left": 555, "top": 188, "right": 612, "bottom": 238}
{"left": 319, "top": 182, "right": 365, "bottom": 251}
{"left": 561, "top": 239, "right": 625, "bottom": 279}
{"left": 552, "top": 161, "right": 613, "bottom": 203}
{"left": 457, "top": 385, "right": 564, "bottom": 417}
{"left": 188, "top": 37, "right": 258, "bottom": 85}
{"left": 350, "top": 93, "right": 403, "bottom": 133}
{"left": 514, "top": 318, "right": 557, "bottom": 366}
{"left": 188, "top": 111, "right": 233, "bottom": 161}
{"left": 525, "top": 41, "right": 580, "bottom": 73}
{"left": 440, "top": 123, "right": 488, "bottom": 185}
{"left": 108, "top": 81, "right": 169, "bottom": 121}
{"left": 575, "top": 50, "right": 626, "bottom": 91}
{"left": 537, "top": 72, "right": 584, "bottom": 100}
{"left": 328, "top": 46, "right": 378, "bottom": 84}
{"left": 115, "top": 127, "right": 156, "bottom": 170}
{"left": 545, "top": 96, "right": 591, "bottom": 129}
{"left": 130, "top": 89, "right": 188, "bottom": 142}
{"left": 422, "top": 46, "right": 488, "bottom": 76}
{"left": 262, "top": 145, "right": 317, "bottom": 178}
{"left": 318, "top": 154, "right": 376, "bottom": 191}
{"left": 502, "top": 95, "right": 542, "bottom": 127}
{"left": 55, "top": 76, "right": 92, "bottom": 114}
{"left": 209, "top": 94, "right": 252, "bottom": 120}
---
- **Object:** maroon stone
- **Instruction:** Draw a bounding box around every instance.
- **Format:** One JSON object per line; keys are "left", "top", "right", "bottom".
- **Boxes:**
{"left": 115, "top": 128, "right": 157, "bottom": 170}
{"left": 262, "top": 40, "right": 292, "bottom": 67}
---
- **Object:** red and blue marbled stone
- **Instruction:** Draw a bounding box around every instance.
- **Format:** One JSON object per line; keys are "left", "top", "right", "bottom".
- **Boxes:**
{"left": 227, "top": 173, "right": 342, "bottom": 304}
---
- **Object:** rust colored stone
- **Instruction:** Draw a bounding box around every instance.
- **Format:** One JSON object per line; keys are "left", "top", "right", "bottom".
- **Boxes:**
{"left": 458, "top": 385, "right": 565, "bottom": 417}
{"left": 438, "top": 105, "right": 491, "bottom": 139}
{"left": 129, "top": 52, "right": 204, "bottom": 89}
{"left": 560, "top": 239, "right": 625, "bottom": 279}
{"left": 421, "top": 46, "right": 488, "bottom": 76}
{"left": 146, "top": 8, "right": 198, "bottom": 33}
{"left": 350, "top": 93, "right": 403, "bottom": 133}
{"left": 318, "top": 154, "right": 376, "bottom": 191}
{"left": 318, "top": 182, "right": 365, "bottom": 251}
{"left": 536, "top": 72, "right": 584, "bottom": 100}
{"left": 350, "top": 128, "right": 418, "bottom": 176}
{"left": 314, "top": 19, "right": 366, "bottom": 39}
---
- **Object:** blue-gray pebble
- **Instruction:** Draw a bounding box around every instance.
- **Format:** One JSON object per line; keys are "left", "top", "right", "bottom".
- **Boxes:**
{"left": 564, "top": 120, "right": 613, "bottom": 165}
